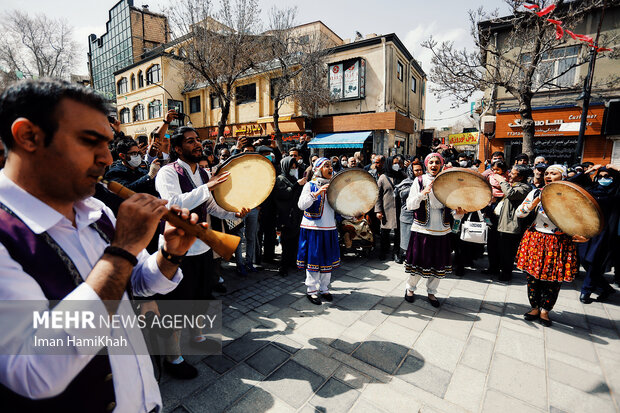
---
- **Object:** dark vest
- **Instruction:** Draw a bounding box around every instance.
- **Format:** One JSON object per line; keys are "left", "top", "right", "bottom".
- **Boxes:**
{"left": 0, "top": 202, "right": 117, "bottom": 413}
{"left": 412, "top": 176, "right": 451, "bottom": 227}
{"left": 303, "top": 181, "right": 326, "bottom": 221}
{"left": 173, "top": 161, "right": 209, "bottom": 222}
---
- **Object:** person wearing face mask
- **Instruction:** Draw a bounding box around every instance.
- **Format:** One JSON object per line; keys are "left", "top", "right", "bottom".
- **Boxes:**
{"left": 571, "top": 164, "right": 620, "bottom": 303}
{"left": 457, "top": 153, "right": 470, "bottom": 168}
{"left": 274, "top": 156, "right": 307, "bottom": 276}
{"left": 331, "top": 156, "right": 342, "bottom": 173}
{"left": 104, "top": 137, "right": 160, "bottom": 196}
{"left": 375, "top": 156, "right": 406, "bottom": 261}
{"left": 404, "top": 153, "right": 466, "bottom": 307}
{"left": 340, "top": 155, "right": 349, "bottom": 169}
{"left": 515, "top": 165, "right": 584, "bottom": 326}
{"left": 395, "top": 161, "right": 424, "bottom": 263}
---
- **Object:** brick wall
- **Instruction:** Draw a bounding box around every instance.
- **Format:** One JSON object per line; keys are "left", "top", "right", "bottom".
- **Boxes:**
{"left": 130, "top": 9, "right": 168, "bottom": 61}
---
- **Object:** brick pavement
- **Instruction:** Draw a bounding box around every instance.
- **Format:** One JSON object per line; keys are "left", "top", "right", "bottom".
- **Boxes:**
{"left": 160, "top": 254, "right": 620, "bottom": 413}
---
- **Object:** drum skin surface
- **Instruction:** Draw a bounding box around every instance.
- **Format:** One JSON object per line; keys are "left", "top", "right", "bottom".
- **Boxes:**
{"left": 432, "top": 168, "right": 492, "bottom": 212}
{"left": 327, "top": 169, "right": 379, "bottom": 217}
{"left": 541, "top": 181, "right": 604, "bottom": 238}
{"left": 212, "top": 153, "right": 276, "bottom": 212}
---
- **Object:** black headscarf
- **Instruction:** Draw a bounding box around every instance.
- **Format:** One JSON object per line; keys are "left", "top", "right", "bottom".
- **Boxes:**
{"left": 385, "top": 155, "right": 406, "bottom": 184}
{"left": 279, "top": 156, "right": 299, "bottom": 184}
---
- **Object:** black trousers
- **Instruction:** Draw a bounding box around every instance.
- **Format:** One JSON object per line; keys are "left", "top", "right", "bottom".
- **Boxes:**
{"left": 157, "top": 250, "right": 215, "bottom": 302}
{"left": 527, "top": 275, "right": 562, "bottom": 311}
{"left": 380, "top": 227, "right": 400, "bottom": 257}
{"left": 280, "top": 226, "right": 300, "bottom": 270}
{"left": 498, "top": 232, "right": 523, "bottom": 281}
{"left": 581, "top": 261, "right": 612, "bottom": 295}
{"left": 258, "top": 216, "right": 277, "bottom": 263}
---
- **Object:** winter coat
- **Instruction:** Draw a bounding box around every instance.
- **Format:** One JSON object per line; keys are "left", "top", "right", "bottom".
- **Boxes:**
{"left": 273, "top": 157, "right": 304, "bottom": 229}
{"left": 375, "top": 174, "right": 400, "bottom": 230}
{"left": 496, "top": 181, "right": 531, "bottom": 234}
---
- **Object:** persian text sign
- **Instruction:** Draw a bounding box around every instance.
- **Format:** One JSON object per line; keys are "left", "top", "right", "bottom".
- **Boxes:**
{"left": 448, "top": 132, "right": 479, "bottom": 146}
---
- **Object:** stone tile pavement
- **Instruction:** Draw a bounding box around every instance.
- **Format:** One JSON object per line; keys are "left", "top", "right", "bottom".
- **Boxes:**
{"left": 160, "top": 254, "right": 620, "bottom": 413}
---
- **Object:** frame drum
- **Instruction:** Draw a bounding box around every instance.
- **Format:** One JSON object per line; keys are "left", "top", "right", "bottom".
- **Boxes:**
{"left": 541, "top": 181, "right": 604, "bottom": 238}
{"left": 432, "top": 168, "right": 492, "bottom": 211}
{"left": 327, "top": 169, "right": 379, "bottom": 217}
{"left": 211, "top": 153, "right": 276, "bottom": 212}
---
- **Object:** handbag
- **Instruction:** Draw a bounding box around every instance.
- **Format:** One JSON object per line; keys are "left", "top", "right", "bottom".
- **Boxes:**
{"left": 460, "top": 211, "right": 488, "bottom": 244}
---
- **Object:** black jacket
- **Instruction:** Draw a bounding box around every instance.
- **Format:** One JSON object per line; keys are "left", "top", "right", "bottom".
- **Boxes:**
{"left": 273, "top": 157, "right": 304, "bottom": 228}
{"left": 103, "top": 160, "right": 158, "bottom": 196}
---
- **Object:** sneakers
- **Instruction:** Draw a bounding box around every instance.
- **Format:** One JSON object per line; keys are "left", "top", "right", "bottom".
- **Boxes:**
{"left": 163, "top": 359, "right": 198, "bottom": 380}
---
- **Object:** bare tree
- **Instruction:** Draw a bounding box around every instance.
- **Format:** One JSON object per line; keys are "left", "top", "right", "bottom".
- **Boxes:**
{"left": 263, "top": 6, "right": 333, "bottom": 148}
{"left": 422, "top": 0, "right": 616, "bottom": 158}
{"left": 0, "top": 11, "right": 77, "bottom": 80}
{"left": 170, "top": 0, "right": 266, "bottom": 138}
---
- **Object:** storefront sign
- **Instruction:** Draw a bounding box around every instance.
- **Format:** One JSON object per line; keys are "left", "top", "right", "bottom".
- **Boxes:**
{"left": 328, "top": 58, "right": 366, "bottom": 101}
{"left": 234, "top": 124, "right": 263, "bottom": 135}
{"left": 448, "top": 132, "right": 479, "bottom": 146}
{"left": 496, "top": 106, "right": 604, "bottom": 138}
{"left": 208, "top": 127, "right": 232, "bottom": 138}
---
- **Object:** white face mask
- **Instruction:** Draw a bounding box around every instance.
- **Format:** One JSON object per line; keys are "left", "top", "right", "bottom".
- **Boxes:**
{"left": 127, "top": 154, "right": 142, "bottom": 168}
{"left": 290, "top": 168, "right": 299, "bottom": 179}
{"left": 459, "top": 160, "right": 468, "bottom": 167}
{"left": 392, "top": 164, "right": 400, "bottom": 172}
{"left": 341, "top": 161, "right": 348, "bottom": 166}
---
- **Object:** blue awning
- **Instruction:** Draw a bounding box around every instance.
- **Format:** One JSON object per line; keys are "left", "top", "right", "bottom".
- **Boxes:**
{"left": 308, "top": 131, "right": 372, "bottom": 148}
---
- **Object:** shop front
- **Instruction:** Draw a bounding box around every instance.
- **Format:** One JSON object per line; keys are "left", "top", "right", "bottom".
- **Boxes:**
{"left": 489, "top": 104, "right": 611, "bottom": 165}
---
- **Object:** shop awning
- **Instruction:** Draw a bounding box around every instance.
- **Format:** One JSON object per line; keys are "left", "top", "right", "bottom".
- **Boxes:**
{"left": 308, "top": 131, "right": 372, "bottom": 148}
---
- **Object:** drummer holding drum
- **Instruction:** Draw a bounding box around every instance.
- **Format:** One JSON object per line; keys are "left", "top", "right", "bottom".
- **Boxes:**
{"left": 404, "top": 153, "right": 466, "bottom": 307}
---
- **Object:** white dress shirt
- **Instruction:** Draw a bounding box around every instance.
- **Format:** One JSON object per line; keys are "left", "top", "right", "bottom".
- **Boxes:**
{"left": 155, "top": 159, "right": 236, "bottom": 256}
{"left": 298, "top": 181, "right": 336, "bottom": 230}
{"left": 0, "top": 171, "right": 183, "bottom": 412}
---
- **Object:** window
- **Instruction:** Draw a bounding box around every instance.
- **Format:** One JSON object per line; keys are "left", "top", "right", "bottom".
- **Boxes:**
{"left": 235, "top": 83, "right": 256, "bottom": 104}
{"left": 117, "top": 77, "right": 128, "bottom": 94}
{"left": 397, "top": 61, "right": 403, "bottom": 82}
{"left": 119, "top": 108, "right": 130, "bottom": 124}
{"left": 189, "top": 96, "right": 201, "bottom": 113}
{"left": 133, "top": 104, "right": 145, "bottom": 122}
{"left": 148, "top": 100, "right": 162, "bottom": 119}
{"left": 411, "top": 76, "right": 417, "bottom": 93}
{"left": 130, "top": 74, "right": 135, "bottom": 91}
{"left": 210, "top": 93, "right": 220, "bottom": 109}
{"left": 523, "top": 45, "right": 580, "bottom": 89}
{"left": 146, "top": 64, "right": 161, "bottom": 84}
{"left": 138, "top": 70, "right": 144, "bottom": 88}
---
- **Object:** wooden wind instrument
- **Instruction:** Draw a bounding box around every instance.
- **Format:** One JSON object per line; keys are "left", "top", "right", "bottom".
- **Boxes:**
{"left": 101, "top": 180, "right": 241, "bottom": 261}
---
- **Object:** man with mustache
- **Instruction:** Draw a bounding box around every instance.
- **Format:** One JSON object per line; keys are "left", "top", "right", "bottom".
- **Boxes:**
{"left": 154, "top": 126, "right": 249, "bottom": 379}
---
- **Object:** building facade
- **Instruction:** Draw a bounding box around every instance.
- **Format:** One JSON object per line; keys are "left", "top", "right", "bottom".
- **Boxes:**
{"left": 88, "top": 0, "right": 169, "bottom": 101}
{"left": 478, "top": 4, "right": 620, "bottom": 165}
{"left": 115, "top": 21, "right": 427, "bottom": 159}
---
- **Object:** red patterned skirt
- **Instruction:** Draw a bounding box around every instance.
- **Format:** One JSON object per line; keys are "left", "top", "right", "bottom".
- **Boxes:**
{"left": 516, "top": 229, "right": 578, "bottom": 282}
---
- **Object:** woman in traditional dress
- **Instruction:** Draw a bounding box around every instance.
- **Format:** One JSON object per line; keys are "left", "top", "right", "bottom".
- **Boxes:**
{"left": 297, "top": 158, "right": 340, "bottom": 305}
{"left": 516, "top": 164, "right": 583, "bottom": 327}
{"left": 404, "top": 153, "right": 464, "bottom": 307}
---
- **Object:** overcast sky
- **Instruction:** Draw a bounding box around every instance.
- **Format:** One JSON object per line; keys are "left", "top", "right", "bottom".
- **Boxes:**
{"left": 1, "top": 0, "right": 511, "bottom": 128}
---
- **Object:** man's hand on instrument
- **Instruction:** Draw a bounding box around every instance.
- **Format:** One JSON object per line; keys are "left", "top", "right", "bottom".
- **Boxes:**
{"left": 206, "top": 171, "right": 230, "bottom": 190}
{"left": 572, "top": 234, "right": 588, "bottom": 243}
{"left": 162, "top": 205, "right": 202, "bottom": 256}
{"left": 112, "top": 194, "right": 169, "bottom": 256}
{"left": 235, "top": 207, "right": 251, "bottom": 218}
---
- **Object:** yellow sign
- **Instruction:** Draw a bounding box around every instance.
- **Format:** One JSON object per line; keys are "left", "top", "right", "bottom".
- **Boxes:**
{"left": 448, "top": 132, "right": 479, "bottom": 146}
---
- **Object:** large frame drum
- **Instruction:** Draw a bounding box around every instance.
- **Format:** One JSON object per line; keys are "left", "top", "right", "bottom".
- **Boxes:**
{"left": 211, "top": 153, "right": 276, "bottom": 212}
{"left": 327, "top": 169, "right": 379, "bottom": 217}
{"left": 432, "top": 168, "right": 492, "bottom": 211}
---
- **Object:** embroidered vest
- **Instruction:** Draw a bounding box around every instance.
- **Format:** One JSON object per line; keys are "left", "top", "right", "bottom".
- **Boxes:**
{"left": 303, "top": 182, "right": 326, "bottom": 220}
{"left": 0, "top": 203, "right": 116, "bottom": 413}
{"left": 173, "top": 161, "right": 209, "bottom": 222}
{"left": 412, "top": 176, "right": 451, "bottom": 227}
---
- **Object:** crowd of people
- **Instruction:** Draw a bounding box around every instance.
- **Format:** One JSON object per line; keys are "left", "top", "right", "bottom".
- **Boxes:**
{"left": 0, "top": 79, "right": 618, "bottom": 412}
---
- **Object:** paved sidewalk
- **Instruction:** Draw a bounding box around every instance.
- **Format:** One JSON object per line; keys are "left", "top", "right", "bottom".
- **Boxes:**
{"left": 160, "top": 254, "right": 620, "bottom": 413}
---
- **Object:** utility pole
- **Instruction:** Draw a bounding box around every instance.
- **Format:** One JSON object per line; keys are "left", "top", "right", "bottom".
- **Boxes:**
{"left": 573, "top": 2, "right": 606, "bottom": 164}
